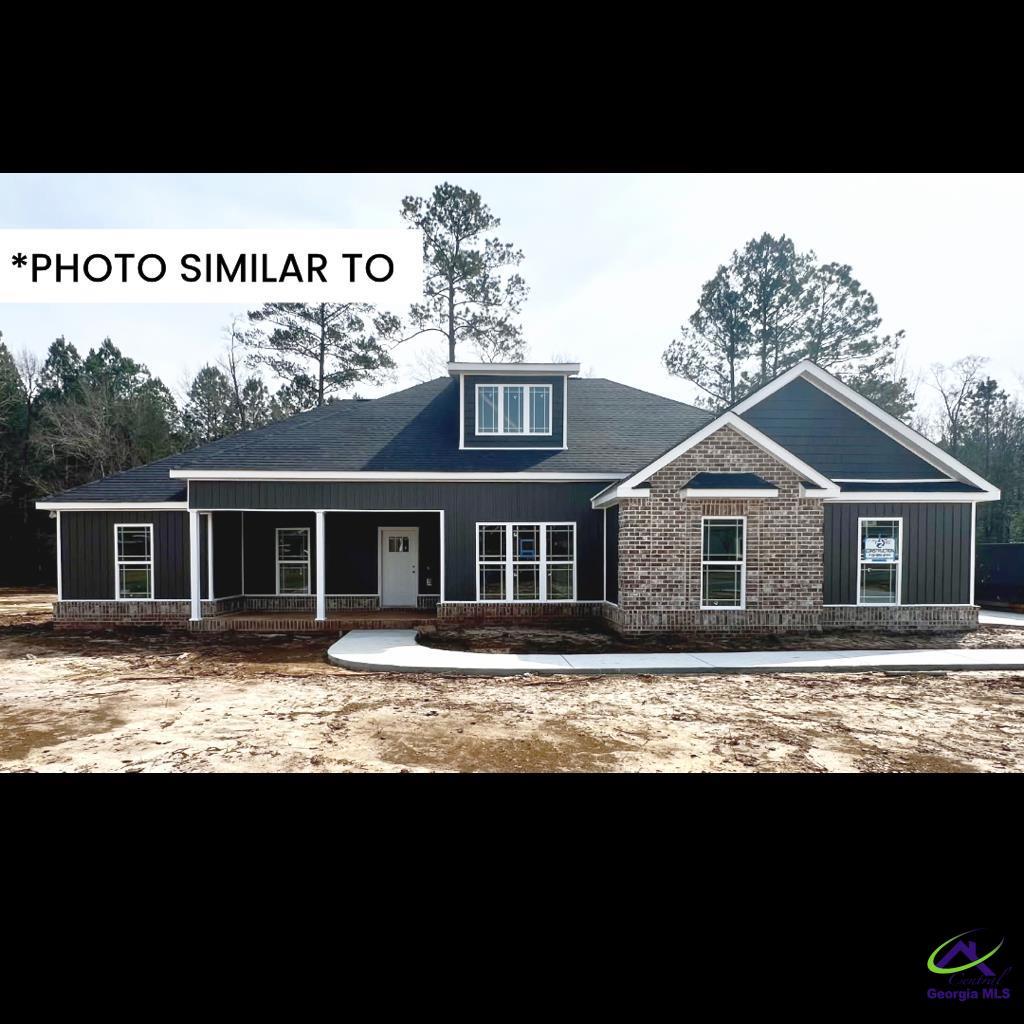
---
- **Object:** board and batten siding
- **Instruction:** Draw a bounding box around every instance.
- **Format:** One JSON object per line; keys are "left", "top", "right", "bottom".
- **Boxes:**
{"left": 604, "top": 505, "right": 619, "bottom": 604}
{"left": 823, "top": 502, "right": 973, "bottom": 605}
{"left": 60, "top": 510, "right": 189, "bottom": 600}
{"left": 189, "top": 480, "right": 604, "bottom": 602}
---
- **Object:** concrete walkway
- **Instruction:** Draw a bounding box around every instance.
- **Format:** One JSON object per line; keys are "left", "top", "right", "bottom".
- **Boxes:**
{"left": 980, "top": 609, "right": 1024, "bottom": 627}
{"left": 327, "top": 629, "right": 1024, "bottom": 676}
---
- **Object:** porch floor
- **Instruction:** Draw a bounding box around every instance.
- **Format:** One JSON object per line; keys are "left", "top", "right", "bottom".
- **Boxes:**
{"left": 189, "top": 609, "right": 437, "bottom": 633}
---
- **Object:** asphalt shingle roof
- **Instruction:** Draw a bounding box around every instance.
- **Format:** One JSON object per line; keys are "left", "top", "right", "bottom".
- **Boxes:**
{"left": 683, "top": 472, "right": 777, "bottom": 489}
{"left": 43, "top": 378, "right": 714, "bottom": 501}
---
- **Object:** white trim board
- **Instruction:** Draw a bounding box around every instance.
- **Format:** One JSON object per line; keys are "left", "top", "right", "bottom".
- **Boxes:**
{"left": 592, "top": 412, "right": 837, "bottom": 509}
{"left": 731, "top": 360, "right": 1000, "bottom": 498}
{"left": 36, "top": 501, "right": 187, "bottom": 511}
{"left": 683, "top": 487, "right": 779, "bottom": 499}
{"left": 171, "top": 470, "right": 621, "bottom": 482}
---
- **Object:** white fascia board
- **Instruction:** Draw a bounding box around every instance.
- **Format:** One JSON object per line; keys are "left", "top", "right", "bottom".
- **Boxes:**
{"left": 447, "top": 362, "right": 580, "bottom": 376}
{"left": 591, "top": 485, "right": 649, "bottom": 509}
{"left": 681, "top": 487, "right": 779, "bottom": 499}
{"left": 733, "top": 360, "right": 1000, "bottom": 496}
{"left": 169, "top": 469, "right": 621, "bottom": 482}
{"left": 35, "top": 501, "right": 188, "bottom": 511}
{"left": 619, "top": 412, "right": 836, "bottom": 492}
{"left": 823, "top": 491, "right": 999, "bottom": 503}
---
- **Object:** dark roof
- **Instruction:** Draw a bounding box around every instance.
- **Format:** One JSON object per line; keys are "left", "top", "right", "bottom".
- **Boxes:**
{"left": 168, "top": 377, "right": 714, "bottom": 474}
{"left": 683, "top": 472, "right": 776, "bottom": 490}
{"left": 41, "top": 454, "right": 188, "bottom": 503}
{"left": 837, "top": 480, "right": 984, "bottom": 493}
{"left": 43, "top": 378, "right": 714, "bottom": 501}
{"left": 740, "top": 376, "right": 942, "bottom": 479}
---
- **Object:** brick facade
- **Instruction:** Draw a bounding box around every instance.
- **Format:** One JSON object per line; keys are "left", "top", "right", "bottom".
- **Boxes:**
{"left": 821, "top": 605, "right": 978, "bottom": 632}
{"left": 437, "top": 601, "right": 605, "bottom": 623}
{"left": 613, "top": 424, "right": 825, "bottom": 633}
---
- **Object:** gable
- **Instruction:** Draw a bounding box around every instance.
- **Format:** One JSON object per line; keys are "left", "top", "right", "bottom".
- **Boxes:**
{"left": 740, "top": 377, "right": 943, "bottom": 480}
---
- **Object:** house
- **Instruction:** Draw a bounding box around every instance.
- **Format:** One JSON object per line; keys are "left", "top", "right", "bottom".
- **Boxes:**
{"left": 37, "top": 359, "right": 1000, "bottom": 634}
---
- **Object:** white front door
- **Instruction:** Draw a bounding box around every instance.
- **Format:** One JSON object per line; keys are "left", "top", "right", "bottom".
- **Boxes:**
{"left": 380, "top": 528, "right": 419, "bottom": 608}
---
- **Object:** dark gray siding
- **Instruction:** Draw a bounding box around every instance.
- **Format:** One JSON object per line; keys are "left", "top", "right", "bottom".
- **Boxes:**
{"left": 241, "top": 512, "right": 318, "bottom": 594}
{"left": 325, "top": 512, "right": 440, "bottom": 595}
{"left": 60, "top": 510, "right": 189, "bottom": 600}
{"left": 191, "top": 481, "right": 605, "bottom": 602}
{"left": 743, "top": 377, "right": 941, "bottom": 479}
{"left": 605, "top": 505, "right": 619, "bottom": 604}
{"left": 463, "top": 375, "right": 565, "bottom": 449}
{"left": 213, "top": 511, "right": 243, "bottom": 597}
{"left": 824, "top": 502, "right": 973, "bottom": 605}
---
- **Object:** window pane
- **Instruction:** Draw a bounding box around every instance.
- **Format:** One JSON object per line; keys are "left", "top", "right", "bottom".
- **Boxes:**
{"left": 388, "top": 536, "right": 409, "bottom": 553}
{"left": 479, "top": 526, "right": 506, "bottom": 561}
{"left": 861, "top": 520, "right": 899, "bottom": 562}
{"left": 546, "top": 525, "right": 573, "bottom": 560}
{"left": 480, "top": 566, "right": 505, "bottom": 600}
{"left": 119, "top": 566, "right": 152, "bottom": 599}
{"left": 513, "top": 524, "right": 539, "bottom": 561}
{"left": 513, "top": 565, "right": 539, "bottom": 600}
{"left": 279, "top": 564, "right": 309, "bottom": 594}
{"left": 278, "top": 529, "right": 308, "bottom": 560}
{"left": 702, "top": 566, "right": 741, "bottom": 607}
{"left": 478, "top": 386, "right": 498, "bottom": 432}
{"left": 547, "top": 564, "right": 573, "bottom": 600}
{"left": 503, "top": 386, "right": 524, "bottom": 432}
{"left": 703, "top": 519, "right": 743, "bottom": 561}
{"left": 529, "top": 386, "right": 550, "bottom": 433}
{"left": 117, "top": 526, "right": 151, "bottom": 561}
{"left": 860, "top": 565, "right": 897, "bottom": 604}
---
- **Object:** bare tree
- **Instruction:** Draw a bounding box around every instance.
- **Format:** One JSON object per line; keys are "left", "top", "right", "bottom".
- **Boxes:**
{"left": 407, "top": 344, "right": 450, "bottom": 384}
{"left": 928, "top": 356, "right": 987, "bottom": 455}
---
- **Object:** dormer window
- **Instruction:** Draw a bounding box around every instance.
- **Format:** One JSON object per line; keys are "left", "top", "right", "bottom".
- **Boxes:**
{"left": 476, "top": 384, "right": 551, "bottom": 436}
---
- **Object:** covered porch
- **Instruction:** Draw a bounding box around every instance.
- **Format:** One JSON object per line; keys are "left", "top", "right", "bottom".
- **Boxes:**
{"left": 187, "top": 509, "right": 443, "bottom": 628}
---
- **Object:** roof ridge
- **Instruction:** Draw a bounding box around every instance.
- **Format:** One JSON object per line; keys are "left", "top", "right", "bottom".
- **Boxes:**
{"left": 577, "top": 377, "right": 712, "bottom": 415}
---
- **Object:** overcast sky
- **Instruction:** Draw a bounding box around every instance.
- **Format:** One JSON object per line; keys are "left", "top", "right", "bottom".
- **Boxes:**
{"left": 1, "top": 173, "right": 1021, "bottom": 416}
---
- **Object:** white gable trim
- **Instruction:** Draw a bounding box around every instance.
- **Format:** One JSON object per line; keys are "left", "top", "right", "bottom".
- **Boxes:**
{"left": 615, "top": 412, "right": 838, "bottom": 496}
{"left": 732, "top": 360, "right": 1000, "bottom": 498}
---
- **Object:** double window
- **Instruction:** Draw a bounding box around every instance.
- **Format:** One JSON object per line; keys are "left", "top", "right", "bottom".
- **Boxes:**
{"left": 858, "top": 518, "right": 901, "bottom": 605}
{"left": 115, "top": 523, "right": 153, "bottom": 600}
{"left": 701, "top": 517, "right": 745, "bottom": 609}
{"left": 476, "top": 384, "right": 551, "bottom": 435}
{"left": 477, "top": 522, "right": 575, "bottom": 601}
{"left": 276, "top": 527, "right": 311, "bottom": 595}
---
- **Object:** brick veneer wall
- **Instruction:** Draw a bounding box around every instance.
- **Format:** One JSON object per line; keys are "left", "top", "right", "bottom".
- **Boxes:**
{"left": 438, "top": 601, "right": 605, "bottom": 623}
{"left": 612, "top": 425, "right": 825, "bottom": 634}
{"left": 821, "top": 605, "right": 978, "bottom": 632}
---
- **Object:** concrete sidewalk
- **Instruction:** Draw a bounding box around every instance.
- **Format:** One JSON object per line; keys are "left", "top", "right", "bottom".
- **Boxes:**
{"left": 979, "top": 609, "right": 1024, "bottom": 627}
{"left": 327, "top": 629, "right": 1024, "bottom": 676}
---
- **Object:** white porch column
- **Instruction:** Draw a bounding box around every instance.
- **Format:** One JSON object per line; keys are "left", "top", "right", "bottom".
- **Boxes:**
{"left": 189, "top": 509, "right": 202, "bottom": 621}
{"left": 315, "top": 510, "right": 326, "bottom": 622}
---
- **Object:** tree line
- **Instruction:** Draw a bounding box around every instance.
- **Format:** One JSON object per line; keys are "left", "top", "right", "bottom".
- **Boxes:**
{"left": 1, "top": 188, "right": 1021, "bottom": 585}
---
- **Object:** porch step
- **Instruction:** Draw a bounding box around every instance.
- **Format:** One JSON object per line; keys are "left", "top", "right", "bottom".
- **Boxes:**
{"left": 189, "top": 611, "right": 435, "bottom": 633}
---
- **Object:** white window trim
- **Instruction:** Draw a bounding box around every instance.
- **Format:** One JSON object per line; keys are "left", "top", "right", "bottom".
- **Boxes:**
{"left": 475, "top": 521, "right": 576, "bottom": 602}
{"left": 475, "top": 383, "right": 553, "bottom": 436}
{"left": 856, "top": 516, "right": 903, "bottom": 607}
{"left": 275, "top": 526, "right": 311, "bottom": 596}
{"left": 114, "top": 522, "right": 154, "bottom": 601}
{"left": 700, "top": 516, "right": 746, "bottom": 611}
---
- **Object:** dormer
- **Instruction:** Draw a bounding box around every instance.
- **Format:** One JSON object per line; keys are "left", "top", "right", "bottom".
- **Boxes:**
{"left": 449, "top": 362, "right": 579, "bottom": 451}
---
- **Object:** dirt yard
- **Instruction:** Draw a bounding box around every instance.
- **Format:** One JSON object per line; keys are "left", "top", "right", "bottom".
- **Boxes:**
{"left": 1, "top": 589, "right": 1022, "bottom": 773}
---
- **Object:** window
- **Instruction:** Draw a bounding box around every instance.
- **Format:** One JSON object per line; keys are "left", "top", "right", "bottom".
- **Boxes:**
{"left": 387, "top": 536, "right": 410, "bottom": 553}
{"left": 276, "top": 527, "right": 310, "bottom": 595}
{"left": 476, "top": 522, "right": 575, "bottom": 601}
{"left": 701, "top": 517, "right": 744, "bottom": 609}
{"left": 115, "top": 523, "right": 153, "bottom": 600}
{"left": 475, "top": 384, "right": 553, "bottom": 436}
{"left": 858, "top": 518, "right": 901, "bottom": 605}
